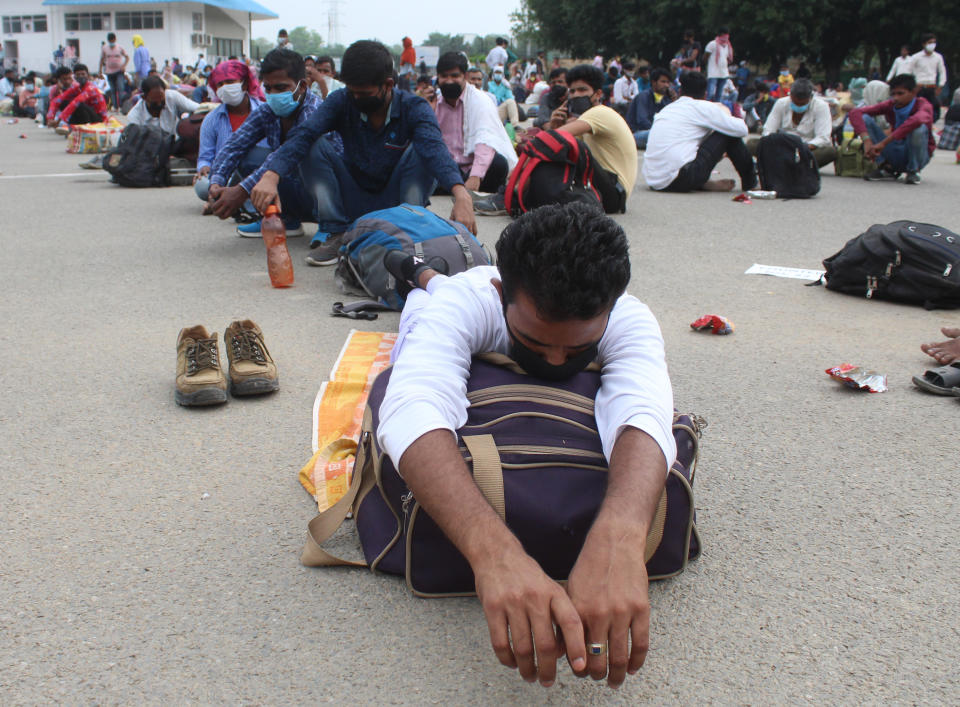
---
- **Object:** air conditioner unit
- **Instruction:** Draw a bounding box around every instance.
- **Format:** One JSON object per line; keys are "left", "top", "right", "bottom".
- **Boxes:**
{"left": 202, "top": 34, "right": 212, "bottom": 46}
{"left": 191, "top": 32, "right": 203, "bottom": 46}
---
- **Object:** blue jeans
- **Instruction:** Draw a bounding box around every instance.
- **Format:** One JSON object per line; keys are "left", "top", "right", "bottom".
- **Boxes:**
{"left": 707, "top": 78, "right": 725, "bottom": 102}
{"left": 201, "top": 146, "right": 313, "bottom": 223}
{"left": 302, "top": 137, "right": 436, "bottom": 235}
{"left": 633, "top": 129, "right": 650, "bottom": 149}
{"left": 863, "top": 115, "right": 930, "bottom": 173}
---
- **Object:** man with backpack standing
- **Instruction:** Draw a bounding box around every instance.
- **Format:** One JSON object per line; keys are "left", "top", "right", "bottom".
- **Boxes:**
{"left": 849, "top": 73, "right": 934, "bottom": 185}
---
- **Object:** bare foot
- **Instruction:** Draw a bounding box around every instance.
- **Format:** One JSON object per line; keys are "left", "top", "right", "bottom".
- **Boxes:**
{"left": 920, "top": 327, "right": 960, "bottom": 364}
{"left": 701, "top": 179, "right": 735, "bottom": 192}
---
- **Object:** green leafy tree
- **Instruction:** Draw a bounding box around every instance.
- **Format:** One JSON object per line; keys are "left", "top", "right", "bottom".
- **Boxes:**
{"left": 251, "top": 37, "right": 272, "bottom": 61}
{"left": 288, "top": 26, "right": 326, "bottom": 56}
{"left": 422, "top": 33, "right": 470, "bottom": 55}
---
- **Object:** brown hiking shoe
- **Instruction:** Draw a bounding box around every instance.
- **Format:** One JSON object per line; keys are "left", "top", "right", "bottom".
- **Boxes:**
{"left": 223, "top": 320, "right": 279, "bottom": 396}
{"left": 175, "top": 326, "right": 228, "bottom": 407}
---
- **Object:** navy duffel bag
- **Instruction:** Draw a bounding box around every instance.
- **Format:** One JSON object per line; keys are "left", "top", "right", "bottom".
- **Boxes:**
{"left": 301, "top": 353, "right": 703, "bottom": 597}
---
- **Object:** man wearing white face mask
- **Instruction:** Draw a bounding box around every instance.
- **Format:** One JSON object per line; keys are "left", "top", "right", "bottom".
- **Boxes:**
{"left": 908, "top": 33, "right": 947, "bottom": 120}
{"left": 194, "top": 60, "right": 268, "bottom": 205}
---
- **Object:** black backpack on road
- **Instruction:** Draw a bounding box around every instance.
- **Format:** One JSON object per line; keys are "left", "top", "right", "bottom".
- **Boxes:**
{"left": 756, "top": 132, "right": 821, "bottom": 198}
{"left": 103, "top": 123, "right": 174, "bottom": 188}
{"left": 823, "top": 221, "right": 960, "bottom": 310}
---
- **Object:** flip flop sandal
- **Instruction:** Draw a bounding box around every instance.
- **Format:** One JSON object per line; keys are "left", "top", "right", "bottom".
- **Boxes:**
{"left": 912, "top": 363, "right": 960, "bottom": 395}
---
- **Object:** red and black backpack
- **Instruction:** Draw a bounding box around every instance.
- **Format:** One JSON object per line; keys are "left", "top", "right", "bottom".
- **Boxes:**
{"left": 504, "top": 129, "right": 602, "bottom": 216}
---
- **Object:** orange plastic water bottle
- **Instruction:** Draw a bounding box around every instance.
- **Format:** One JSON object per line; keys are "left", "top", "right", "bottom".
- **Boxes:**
{"left": 262, "top": 204, "right": 294, "bottom": 288}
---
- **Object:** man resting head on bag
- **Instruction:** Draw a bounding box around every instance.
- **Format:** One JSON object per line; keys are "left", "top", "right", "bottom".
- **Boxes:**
{"left": 378, "top": 202, "right": 676, "bottom": 688}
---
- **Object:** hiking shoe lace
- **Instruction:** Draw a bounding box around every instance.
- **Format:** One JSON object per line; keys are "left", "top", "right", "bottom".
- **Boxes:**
{"left": 186, "top": 338, "right": 221, "bottom": 375}
{"left": 229, "top": 328, "right": 267, "bottom": 365}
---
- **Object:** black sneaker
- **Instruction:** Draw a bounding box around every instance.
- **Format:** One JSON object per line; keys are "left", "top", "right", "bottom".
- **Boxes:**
{"left": 864, "top": 164, "right": 897, "bottom": 181}
{"left": 904, "top": 171, "right": 921, "bottom": 185}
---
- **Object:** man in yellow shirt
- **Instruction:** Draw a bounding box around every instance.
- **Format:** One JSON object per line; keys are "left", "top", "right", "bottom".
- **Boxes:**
{"left": 476, "top": 64, "right": 635, "bottom": 215}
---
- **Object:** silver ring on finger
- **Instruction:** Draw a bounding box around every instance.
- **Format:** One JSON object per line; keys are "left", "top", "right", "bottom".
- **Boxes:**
{"left": 587, "top": 642, "right": 607, "bottom": 656}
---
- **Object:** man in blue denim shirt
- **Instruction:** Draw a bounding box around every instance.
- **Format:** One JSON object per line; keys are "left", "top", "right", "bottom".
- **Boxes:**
{"left": 248, "top": 40, "right": 477, "bottom": 266}
{"left": 209, "top": 49, "right": 336, "bottom": 237}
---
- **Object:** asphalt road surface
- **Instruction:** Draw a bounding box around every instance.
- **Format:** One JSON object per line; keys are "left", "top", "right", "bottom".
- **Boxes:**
{"left": 1, "top": 120, "right": 956, "bottom": 704}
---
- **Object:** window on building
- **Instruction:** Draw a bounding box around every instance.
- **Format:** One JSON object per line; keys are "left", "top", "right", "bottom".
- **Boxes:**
{"left": 192, "top": 13, "right": 203, "bottom": 31}
{"left": 64, "top": 13, "right": 111, "bottom": 32}
{"left": 213, "top": 38, "right": 244, "bottom": 58}
{"left": 2, "top": 15, "right": 48, "bottom": 33}
{"left": 115, "top": 11, "right": 163, "bottom": 31}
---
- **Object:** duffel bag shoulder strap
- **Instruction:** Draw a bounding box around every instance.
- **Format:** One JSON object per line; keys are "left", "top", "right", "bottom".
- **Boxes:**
{"left": 463, "top": 435, "right": 505, "bottom": 520}
{"left": 300, "top": 408, "right": 379, "bottom": 568}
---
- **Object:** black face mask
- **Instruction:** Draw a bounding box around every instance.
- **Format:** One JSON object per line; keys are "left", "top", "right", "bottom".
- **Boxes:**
{"left": 567, "top": 95, "right": 593, "bottom": 117}
{"left": 76, "top": 77, "right": 88, "bottom": 86}
{"left": 146, "top": 102, "right": 164, "bottom": 115}
{"left": 439, "top": 82, "right": 463, "bottom": 101}
{"left": 503, "top": 304, "right": 602, "bottom": 381}
{"left": 352, "top": 87, "right": 386, "bottom": 114}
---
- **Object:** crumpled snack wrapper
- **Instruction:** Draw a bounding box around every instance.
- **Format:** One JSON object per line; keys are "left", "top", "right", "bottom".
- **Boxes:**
{"left": 690, "top": 314, "right": 734, "bottom": 335}
{"left": 825, "top": 363, "right": 887, "bottom": 393}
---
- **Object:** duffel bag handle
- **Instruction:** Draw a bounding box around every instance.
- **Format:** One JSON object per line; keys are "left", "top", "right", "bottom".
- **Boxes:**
{"left": 463, "top": 435, "right": 506, "bottom": 521}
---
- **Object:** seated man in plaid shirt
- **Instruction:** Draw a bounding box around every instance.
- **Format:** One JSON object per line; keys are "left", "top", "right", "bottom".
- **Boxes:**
{"left": 209, "top": 48, "right": 341, "bottom": 238}
{"left": 47, "top": 64, "right": 108, "bottom": 129}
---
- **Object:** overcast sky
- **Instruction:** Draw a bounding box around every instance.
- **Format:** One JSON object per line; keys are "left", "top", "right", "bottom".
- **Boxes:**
{"left": 252, "top": 0, "right": 521, "bottom": 47}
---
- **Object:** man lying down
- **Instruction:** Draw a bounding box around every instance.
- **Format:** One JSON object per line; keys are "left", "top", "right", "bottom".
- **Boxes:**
{"left": 377, "top": 202, "right": 676, "bottom": 688}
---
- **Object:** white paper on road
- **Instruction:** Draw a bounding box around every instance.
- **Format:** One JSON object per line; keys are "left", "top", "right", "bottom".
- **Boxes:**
{"left": 744, "top": 263, "right": 825, "bottom": 280}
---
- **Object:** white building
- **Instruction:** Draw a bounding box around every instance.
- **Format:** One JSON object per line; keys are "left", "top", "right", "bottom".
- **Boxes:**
{"left": 1, "top": 0, "right": 277, "bottom": 74}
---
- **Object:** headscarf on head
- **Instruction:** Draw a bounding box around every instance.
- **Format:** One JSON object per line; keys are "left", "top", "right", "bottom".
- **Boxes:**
{"left": 209, "top": 59, "right": 264, "bottom": 100}
{"left": 132, "top": 35, "right": 144, "bottom": 48}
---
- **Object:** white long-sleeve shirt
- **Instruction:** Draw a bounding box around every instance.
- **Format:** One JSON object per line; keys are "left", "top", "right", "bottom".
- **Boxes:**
{"left": 126, "top": 89, "right": 199, "bottom": 134}
{"left": 642, "top": 96, "right": 748, "bottom": 190}
{"left": 909, "top": 50, "right": 947, "bottom": 87}
{"left": 612, "top": 76, "right": 638, "bottom": 105}
{"left": 762, "top": 95, "right": 833, "bottom": 149}
{"left": 886, "top": 55, "right": 912, "bottom": 81}
{"left": 377, "top": 266, "right": 676, "bottom": 473}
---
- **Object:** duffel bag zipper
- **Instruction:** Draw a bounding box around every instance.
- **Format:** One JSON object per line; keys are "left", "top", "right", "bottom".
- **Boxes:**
{"left": 468, "top": 385, "right": 595, "bottom": 414}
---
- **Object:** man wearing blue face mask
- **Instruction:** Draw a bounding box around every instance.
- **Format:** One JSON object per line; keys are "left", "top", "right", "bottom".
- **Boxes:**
{"left": 209, "top": 48, "right": 341, "bottom": 237}
{"left": 753, "top": 78, "right": 836, "bottom": 167}
{"left": 248, "top": 40, "right": 476, "bottom": 267}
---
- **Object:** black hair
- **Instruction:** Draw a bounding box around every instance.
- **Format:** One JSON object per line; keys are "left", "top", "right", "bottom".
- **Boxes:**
{"left": 73, "top": 63, "right": 89, "bottom": 74}
{"left": 416, "top": 74, "right": 432, "bottom": 86}
{"left": 566, "top": 64, "right": 604, "bottom": 92}
{"left": 437, "top": 51, "right": 467, "bottom": 75}
{"left": 496, "top": 37, "right": 506, "bottom": 46}
{"left": 260, "top": 48, "right": 306, "bottom": 82}
{"left": 340, "top": 40, "right": 394, "bottom": 86}
{"left": 141, "top": 75, "right": 165, "bottom": 94}
{"left": 889, "top": 74, "right": 917, "bottom": 91}
{"left": 107, "top": 32, "right": 116, "bottom": 42}
{"left": 316, "top": 55, "right": 335, "bottom": 69}
{"left": 637, "top": 65, "right": 649, "bottom": 74}
{"left": 680, "top": 70, "right": 707, "bottom": 98}
{"left": 791, "top": 78, "right": 813, "bottom": 100}
{"left": 496, "top": 202, "right": 629, "bottom": 320}
{"left": 623, "top": 61, "right": 635, "bottom": 72}
{"left": 683, "top": 29, "right": 695, "bottom": 39}
{"left": 754, "top": 79, "right": 769, "bottom": 92}
{"left": 920, "top": 32, "right": 935, "bottom": 44}
{"left": 548, "top": 67, "right": 567, "bottom": 81}
{"left": 718, "top": 26, "right": 729, "bottom": 35}
{"left": 278, "top": 28, "right": 288, "bottom": 35}
{"left": 467, "top": 66, "right": 483, "bottom": 74}
{"left": 650, "top": 67, "right": 670, "bottom": 83}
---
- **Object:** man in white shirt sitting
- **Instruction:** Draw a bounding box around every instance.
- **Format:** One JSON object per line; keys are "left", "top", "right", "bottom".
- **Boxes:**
{"left": 127, "top": 75, "right": 199, "bottom": 135}
{"left": 642, "top": 70, "right": 756, "bottom": 192}
{"left": 378, "top": 201, "right": 675, "bottom": 690}
{"left": 753, "top": 78, "right": 837, "bottom": 167}
{"left": 611, "top": 62, "right": 639, "bottom": 114}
